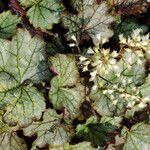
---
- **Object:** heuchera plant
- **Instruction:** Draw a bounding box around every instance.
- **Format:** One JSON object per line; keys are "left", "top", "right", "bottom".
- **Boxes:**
{"left": 0, "top": 0, "right": 150, "bottom": 150}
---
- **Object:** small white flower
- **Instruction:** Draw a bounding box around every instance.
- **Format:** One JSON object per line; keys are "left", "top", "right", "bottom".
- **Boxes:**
{"left": 109, "top": 59, "right": 116, "bottom": 65}
{"left": 138, "top": 102, "right": 146, "bottom": 108}
{"left": 113, "top": 65, "right": 120, "bottom": 72}
{"left": 90, "top": 70, "right": 97, "bottom": 77}
{"left": 92, "top": 60, "right": 101, "bottom": 66}
{"left": 137, "top": 59, "right": 142, "bottom": 65}
{"left": 120, "top": 94, "right": 125, "bottom": 98}
{"left": 84, "top": 60, "right": 90, "bottom": 65}
{"left": 131, "top": 87, "right": 137, "bottom": 92}
{"left": 81, "top": 46, "right": 119, "bottom": 82}
{"left": 126, "top": 48, "right": 132, "bottom": 52}
{"left": 119, "top": 29, "right": 150, "bottom": 60}
{"left": 110, "top": 95, "right": 115, "bottom": 100}
{"left": 119, "top": 34, "right": 126, "bottom": 44}
{"left": 90, "top": 71, "right": 97, "bottom": 81}
{"left": 130, "top": 95, "right": 137, "bottom": 100}
{"left": 103, "top": 90, "right": 107, "bottom": 94}
{"left": 102, "top": 38, "right": 108, "bottom": 45}
{"left": 83, "top": 66, "right": 88, "bottom": 72}
{"left": 142, "top": 33, "right": 149, "bottom": 41}
{"left": 71, "top": 35, "right": 77, "bottom": 41}
{"left": 118, "top": 88, "right": 124, "bottom": 92}
{"left": 68, "top": 43, "right": 76, "bottom": 47}
{"left": 107, "top": 90, "right": 114, "bottom": 94}
{"left": 143, "top": 97, "right": 150, "bottom": 103}
{"left": 136, "top": 51, "right": 144, "bottom": 57}
{"left": 116, "top": 73, "right": 120, "bottom": 77}
{"left": 87, "top": 47, "right": 94, "bottom": 54}
{"left": 131, "top": 29, "right": 142, "bottom": 40}
{"left": 111, "top": 51, "right": 118, "bottom": 57}
{"left": 113, "top": 84, "right": 118, "bottom": 89}
{"left": 113, "top": 100, "right": 118, "bottom": 105}
{"left": 104, "top": 69, "right": 108, "bottom": 74}
{"left": 96, "top": 34, "right": 102, "bottom": 42}
{"left": 92, "top": 84, "right": 97, "bottom": 91}
{"left": 127, "top": 101, "right": 135, "bottom": 108}
{"left": 79, "top": 56, "right": 87, "bottom": 62}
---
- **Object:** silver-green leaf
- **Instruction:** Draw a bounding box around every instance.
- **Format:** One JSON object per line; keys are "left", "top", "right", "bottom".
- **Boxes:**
{"left": 139, "top": 74, "right": 150, "bottom": 99}
{"left": 62, "top": 0, "right": 114, "bottom": 44}
{"left": 90, "top": 50, "right": 146, "bottom": 116}
{"left": 19, "top": 0, "right": 63, "bottom": 30}
{"left": 1, "top": 86, "right": 46, "bottom": 127}
{"left": 49, "top": 54, "right": 85, "bottom": 118}
{"left": 122, "top": 123, "right": 150, "bottom": 150}
{"left": 0, "top": 117, "right": 27, "bottom": 150}
{"left": 0, "top": 11, "right": 20, "bottom": 39}
{"left": 23, "top": 109, "right": 72, "bottom": 148}
{"left": 50, "top": 142, "right": 94, "bottom": 150}
{"left": 0, "top": 29, "right": 50, "bottom": 127}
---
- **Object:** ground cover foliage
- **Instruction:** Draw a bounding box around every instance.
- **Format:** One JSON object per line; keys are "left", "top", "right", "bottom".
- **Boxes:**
{"left": 0, "top": 0, "right": 150, "bottom": 149}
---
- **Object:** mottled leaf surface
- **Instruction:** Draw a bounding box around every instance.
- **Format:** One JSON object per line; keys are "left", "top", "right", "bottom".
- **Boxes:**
{"left": 122, "top": 123, "right": 150, "bottom": 150}
{"left": 23, "top": 109, "right": 71, "bottom": 148}
{"left": 100, "top": 116, "right": 123, "bottom": 127}
{"left": 49, "top": 54, "right": 84, "bottom": 118}
{"left": 139, "top": 74, "right": 150, "bottom": 99}
{"left": 19, "top": 0, "right": 63, "bottom": 30}
{"left": 50, "top": 142, "right": 94, "bottom": 150}
{"left": 0, "top": 117, "right": 27, "bottom": 150}
{"left": 1, "top": 86, "right": 46, "bottom": 127}
{"left": 0, "top": 29, "right": 50, "bottom": 84}
{"left": 90, "top": 89, "right": 127, "bottom": 116}
{"left": 0, "top": 132, "right": 27, "bottom": 150}
{"left": 90, "top": 50, "right": 146, "bottom": 116}
{"left": 0, "top": 29, "right": 50, "bottom": 126}
{"left": 62, "top": 0, "right": 114, "bottom": 43}
{"left": 0, "top": 11, "right": 20, "bottom": 39}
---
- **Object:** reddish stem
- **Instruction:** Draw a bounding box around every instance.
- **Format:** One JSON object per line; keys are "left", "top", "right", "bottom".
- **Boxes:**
{"left": 9, "top": 0, "right": 43, "bottom": 37}
{"left": 9, "top": 0, "right": 26, "bottom": 17}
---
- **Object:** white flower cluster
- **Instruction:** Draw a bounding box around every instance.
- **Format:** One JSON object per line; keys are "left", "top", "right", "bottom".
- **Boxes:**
{"left": 119, "top": 28, "right": 150, "bottom": 59}
{"left": 100, "top": 74, "right": 147, "bottom": 109}
{"left": 79, "top": 44, "right": 118, "bottom": 82}
{"left": 79, "top": 29, "right": 150, "bottom": 110}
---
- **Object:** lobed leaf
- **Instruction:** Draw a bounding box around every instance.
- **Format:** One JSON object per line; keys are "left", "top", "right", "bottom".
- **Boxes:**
{"left": 62, "top": 0, "right": 114, "bottom": 44}
{"left": 76, "top": 120, "right": 117, "bottom": 147}
{"left": 0, "top": 117, "right": 27, "bottom": 150}
{"left": 19, "top": 0, "right": 63, "bottom": 30}
{"left": 49, "top": 54, "right": 85, "bottom": 118}
{"left": 0, "top": 28, "right": 50, "bottom": 85}
{"left": 90, "top": 50, "right": 146, "bottom": 116}
{"left": 139, "top": 74, "right": 150, "bottom": 99}
{"left": 50, "top": 142, "right": 94, "bottom": 150}
{"left": 122, "top": 123, "right": 150, "bottom": 150}
{"left": 23, "top": 109, "right": 72, "bottom": 148}
{"left": 0, "top": 11, "right": 20, "bottom": 39}
{"left": 0, "top": 29, "right": 50, "bottom": 127}
{"left": 0, "top": 132, "right": 27, "bottom": 150}
{"left": 1, "top": 86, "right": 46, "bottom": 127}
